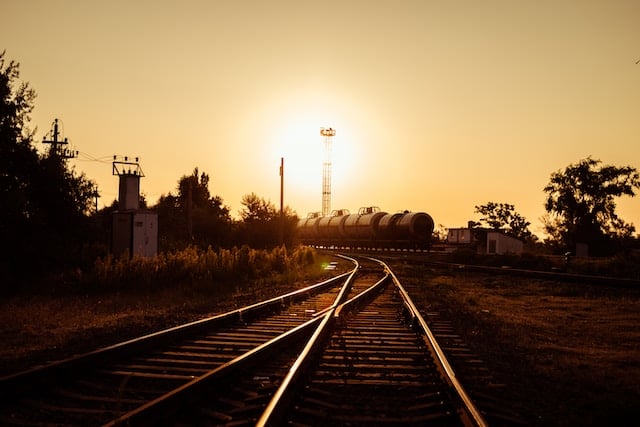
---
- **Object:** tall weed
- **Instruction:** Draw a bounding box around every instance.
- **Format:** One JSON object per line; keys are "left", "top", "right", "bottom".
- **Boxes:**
{"left": 86, "top": 245, "right": 318, "bottom": 294}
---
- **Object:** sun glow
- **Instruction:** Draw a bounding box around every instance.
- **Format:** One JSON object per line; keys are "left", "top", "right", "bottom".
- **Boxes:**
{"left": 250, "top": 84, "right": 366, "bottom": 217}
{"left": 278, "top": 120, "right": 324, "bottom": 192}
{"left": 263, "top": 109, "right": 357, "bottom": 217}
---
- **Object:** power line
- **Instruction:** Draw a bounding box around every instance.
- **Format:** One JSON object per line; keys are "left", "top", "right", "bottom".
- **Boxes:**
{"left": 75, "top": 152, "right": 114, "bottom": 163}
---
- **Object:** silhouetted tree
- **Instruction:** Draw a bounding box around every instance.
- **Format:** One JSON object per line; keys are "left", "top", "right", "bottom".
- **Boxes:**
{"left": 237, "top": 193, "right": 278, "bottom": 248}
{"left": 178, "top": 168, "right": 214, "bottom": 209}
{"left": 543, "top": 157, "right": 640, "bottom": 255}
{"left": 89, "top": 199, "right": 118, "bottom": 253}
{"left": 0, "top": 51, "right": 97, "bottom": 288}
{"left": 239, "top": 192, "right": 277, "bottom": 223}
{"left": 32, "top": 154, "right": 97, "bottom": 265}
{"left": 237, "top": 193, "right": 298, "bottom": 248}
{"left": 474, "top": 202, "right": 533, "bottom": 241}
{"left": 153, "top": 168, "right": 232, "bottom": 250}
{"left": 154, "top": 193, "right": 183, "bottom": 249}
{"left": 0, "top": 51, "right": 40, "bottom": 285}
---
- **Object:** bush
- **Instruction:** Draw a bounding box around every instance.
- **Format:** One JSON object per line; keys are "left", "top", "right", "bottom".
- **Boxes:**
{"left": 85, "top": 245, "right": 318, "bottom": 294}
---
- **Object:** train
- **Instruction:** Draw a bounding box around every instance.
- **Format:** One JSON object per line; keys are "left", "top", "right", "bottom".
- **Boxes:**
{"left": 296, "top": 206, "right": 435, "bottom": 250}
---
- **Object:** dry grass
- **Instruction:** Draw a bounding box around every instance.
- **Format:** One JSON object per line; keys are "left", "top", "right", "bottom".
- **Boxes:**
{"left": 0, "top": 288, "right": 210, "bottom": 362}
{"left": 0, "top": 251, "right": 339, "bottom": 376}
{"left": 395, "top": 264, "right": 640, "bottom": 427}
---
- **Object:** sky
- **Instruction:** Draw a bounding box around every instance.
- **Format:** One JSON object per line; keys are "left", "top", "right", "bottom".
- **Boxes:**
{"left": 2, "top": 0, "right": 639, "bottom": 237}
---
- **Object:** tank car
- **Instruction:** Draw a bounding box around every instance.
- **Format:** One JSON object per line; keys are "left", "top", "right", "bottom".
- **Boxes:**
{"left": 342, "top": 206, "right": 387, "bottom": 245}
{"left": 301, "top": 209, "right": 349, "bottom": 246}
{"left": 377, "top": 212, "right": 403, "bottom": 241}
{"left": 297, "top": 212, "right": 322, "bottom": 241}
{"left": 393, "top": 211, "right": 435, "bottom": 248}
{"left": 296, "top": 206, "right": 434, "bottom": 250}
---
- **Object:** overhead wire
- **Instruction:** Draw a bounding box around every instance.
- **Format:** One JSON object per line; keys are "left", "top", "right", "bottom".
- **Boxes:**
{"left": 75, "top": 152, "right": 115, "bottom": 163}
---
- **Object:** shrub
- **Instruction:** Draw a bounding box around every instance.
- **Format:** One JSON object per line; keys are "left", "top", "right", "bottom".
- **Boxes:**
{"left": 84, "top": 245, "right": 318, "bottom": 294}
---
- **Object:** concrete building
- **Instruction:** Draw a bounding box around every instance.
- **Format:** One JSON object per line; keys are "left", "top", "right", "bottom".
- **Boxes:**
{"left": 112, "top": 210, "right": 158, "bottom": 258}
{"left": 447, "top": 226, "right": 524, "bottom": 255}
{"left": 484, "top": 230, "right": 524, "bottom": 255}
{"left": 111, "top": 158, "right": 158, "bottom": 258}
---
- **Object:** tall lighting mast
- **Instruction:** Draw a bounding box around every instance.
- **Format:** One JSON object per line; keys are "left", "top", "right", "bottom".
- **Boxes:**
{"left": 320, "top": 127, "right": 335, "bottom": 217}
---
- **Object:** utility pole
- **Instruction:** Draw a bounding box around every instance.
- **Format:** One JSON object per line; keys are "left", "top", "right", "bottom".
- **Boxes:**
{"left": 42, "top": 118, "right": 77, "bottom": 159}
{"left": 187, "top": 179, "right": 193, "bottom": 241}
{"left": 280, "top": 157, "right": 284, "bottom": 245}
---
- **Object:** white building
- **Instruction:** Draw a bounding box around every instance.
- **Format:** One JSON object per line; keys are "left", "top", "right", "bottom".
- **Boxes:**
{"left": 485, "top": 231, "right": 524, "bottom": 255}
{"left": 111, "top": 162, "right": 158, "bottom": 258}
{"left": 447, "top": 227, "right": 524, "bottom": 255}
{"left": 112, "top": 210, "right": 158, "bottom": 258}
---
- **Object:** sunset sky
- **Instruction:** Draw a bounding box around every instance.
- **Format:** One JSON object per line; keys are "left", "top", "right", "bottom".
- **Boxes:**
{"left": 3, "top": 0, "right": 639, "bottom": 237}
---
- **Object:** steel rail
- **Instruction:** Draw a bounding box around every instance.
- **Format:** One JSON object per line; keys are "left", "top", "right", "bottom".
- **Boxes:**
{"left": 382, "top": 258, "right": 489, "bottom": 427}
{"left": 257, "top": 256, "right": 488, "bottom": 427}
{"left": 348, "top": 249, "right": 640, "bottom": 288}
{"left": 256, "top": 263, "right": 390, "bottom": 426}
{"left": 102, "top": 255, "right": 362, "bottom": 426}
{"left": 0, "top": 269, "right": 354, "bottom": 398}
{"left": 103, "top": 314, "right": 326, "bottom": 426}
{"left": 255, "top": 303, "right": 335, "bottom": 427}
{"left": 6, "top": 256, "right": 457, "bottom": 426}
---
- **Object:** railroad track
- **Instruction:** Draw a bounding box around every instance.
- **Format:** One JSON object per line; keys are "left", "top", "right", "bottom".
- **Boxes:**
{"left": 0, "top": 257, "right": 359, "bottom": 427}
{"left": 1, "top": 255, "right": 490, "bottom": 426}
{"left": 257, "top": 259, "right": 487, "bottom": 427}
{"left": 286, "top": 287, "right": 469, "bottom": 425}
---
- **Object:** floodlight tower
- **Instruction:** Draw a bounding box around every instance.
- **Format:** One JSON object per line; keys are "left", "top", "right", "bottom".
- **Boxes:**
{"left": 320, "top": 127, "right": 336, "bottom": 217}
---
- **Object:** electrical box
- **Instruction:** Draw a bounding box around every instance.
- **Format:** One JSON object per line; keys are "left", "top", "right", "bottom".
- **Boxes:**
{"left": 112, "top": 210, "right": 158, "bottom": 258}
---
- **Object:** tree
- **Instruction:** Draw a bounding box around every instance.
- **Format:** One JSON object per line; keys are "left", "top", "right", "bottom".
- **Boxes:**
{"left": 1, "top": 52, "right": 40, "bottom": 285}
{"left": 0, "top": 51, "right": 39, "bottom": 246}
{"left": 1, "top": 51, "right": 98, "bottom": 287}
{"left": 237, "top": 193, "right": 299, "bottom": 248}
{"left": 474, "top": 202, "right": 533, "bottom": 241}
{"left": 32, "top": 154, "right": 97, "bottom": 259}
{"left": 237, "top": 193, "right": 278, "bottom": 248}
{"left": 154, "top": 167, "right": 231, "bottom": 249}
{"left": 239, "top": 192, "right": 277, "bottom": 223}
{"left": 178, "top": 167, "right": 214, "bottom": 211}
{"left": 543, "top": 157, "right": 640, "bottom": 255}
{"left": 154, "top": 193, "right": 183, "bottom": 249}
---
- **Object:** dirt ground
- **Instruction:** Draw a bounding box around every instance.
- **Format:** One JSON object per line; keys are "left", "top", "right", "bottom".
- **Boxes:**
{"left": 1, "top": 263, "right": 639, "bottom": 426}
{"left": 0, "top": 283, "right": 306, "bottom": 376}
{"left": 392, "top": 263, "right": 640, "bottom": 427}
